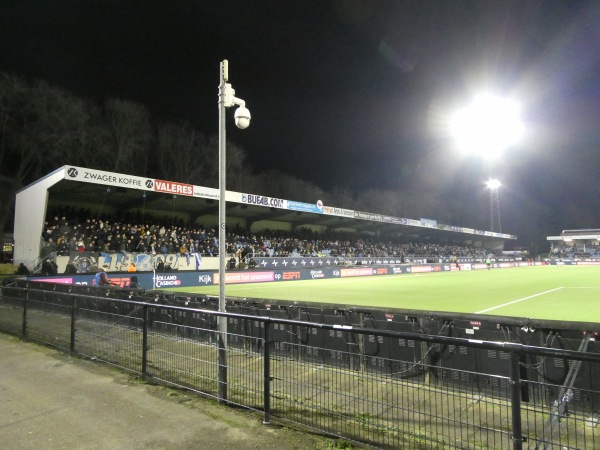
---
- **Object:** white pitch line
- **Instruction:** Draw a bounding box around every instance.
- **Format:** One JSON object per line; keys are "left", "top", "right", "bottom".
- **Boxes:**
{"left": 476, "top": 287, "right": 564, "bottom": 314}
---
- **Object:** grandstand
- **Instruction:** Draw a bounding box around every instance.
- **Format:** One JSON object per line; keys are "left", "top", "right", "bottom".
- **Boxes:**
{"left": 15, "top": 165, "right": 515, "bottom": 275}
{"left": 548, "top": 229, "right": 600, "bottom": 259}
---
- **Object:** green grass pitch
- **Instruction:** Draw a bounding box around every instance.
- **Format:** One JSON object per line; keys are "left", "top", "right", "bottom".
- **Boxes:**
{"left": 166, "top": 265, "right": 600, "bottom": 323}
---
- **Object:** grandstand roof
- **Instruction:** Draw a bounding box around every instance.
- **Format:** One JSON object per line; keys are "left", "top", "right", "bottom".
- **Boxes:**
{"left": 38, "top": 166, "right": 513, "bottom": 244}
{"left": 13, "top": 165, "right": 513, "bottom": 266}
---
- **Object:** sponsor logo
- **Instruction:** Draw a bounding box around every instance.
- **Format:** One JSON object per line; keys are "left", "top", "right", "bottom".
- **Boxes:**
{"left": 316, "top": 199, "right": 323, "bottom": 210}
{"left": 332, "top": 270, "right": 340, "bottom": 277}
{"left": 323, "top": 206, "right": 354, "bottom": 217}
{"left": 340, "top": 268, "right": 374, "bottom": 277}
{"left": 287, "top": 200, "right": 322, "bottom": 213}
{"left": 282, "top": 271, "right": 301, "bottom": 280}
{"left": 67, "top": 167, "right": 78, "bottom": 178}
{"left": 385, "top": 314, "right": 394, "bottom": 321}
{"left": 198, "top": 274, "right": 213, "bottom": 284}
{"left": 155, "top": 275, "right": 182, "bottom": 287}
{"left": 82, "top": 172, "right": 143, "bottom": 187}
{"left": 109, "top": 277, "right": 137, "bottom": 288}
{"left": 354, "top": 211, "right": 382, "bottom": 221}
{"left": 470, "top": 321, "right": 482, "bottom": 327}
{"left": 381, "top": 215, "right": 403, "bottom": 224}
{"left": 392, "top": 267, "right": 403, "bottom": 274}
{"left": 376, "top": 268, "right": 387, "bottom": 274}
{"left": 310, "top": 270, "right": 325, "bottom": 279}
{"left": 69, "top": 252, "right": 98, "bottom": 273}
{"left": 409, "top": 266, "right": 433, "bottom": 273}
{"left": 194, "top": 186, "right": 219, "bottom": 199}
{"left": 154, "top": 179, "right": 193, "bottom": 196}
{"left": 145, "top": 179, "right": 154, "bottom": 188}
{"left": 241, "top": 194, "right": 285, "bottom": 208}
{"left": 215, "top": 271, "right": 275, "bottom": 284}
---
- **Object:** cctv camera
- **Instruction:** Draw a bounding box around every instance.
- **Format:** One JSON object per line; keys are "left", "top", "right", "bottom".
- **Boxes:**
{"left": 234, "top": 106, "right": 251, "bottom": 129}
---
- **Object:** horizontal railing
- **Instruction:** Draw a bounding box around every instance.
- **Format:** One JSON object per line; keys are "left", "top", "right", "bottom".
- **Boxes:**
{"left": 1, "top": 284, "right": 599, "bottom": 449}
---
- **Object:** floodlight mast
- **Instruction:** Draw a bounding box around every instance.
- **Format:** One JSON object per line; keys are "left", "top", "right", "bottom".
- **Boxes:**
{"left": 450, "top": 93, "right": 523, "bottom": 234}
{"left": 486, "top": 179, "right": 502, "bottom": 233}
{"left": 217, "top": 59, "right": 250, "bottom": 402}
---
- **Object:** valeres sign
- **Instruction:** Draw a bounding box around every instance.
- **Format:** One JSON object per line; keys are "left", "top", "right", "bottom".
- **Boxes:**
{"left": 154, "top": 180, "right": 194, "bottom": 196}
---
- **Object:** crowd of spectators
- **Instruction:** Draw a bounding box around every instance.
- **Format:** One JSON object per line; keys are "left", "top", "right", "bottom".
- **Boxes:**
{"left": 552, "top": 244, "right": 600, "bottom": 259}
{"left": 39, "top": 206, "right": 490, "bottom": 264}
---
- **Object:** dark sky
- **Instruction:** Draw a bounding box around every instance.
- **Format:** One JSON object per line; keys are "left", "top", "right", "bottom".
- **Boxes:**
{"left": 2, "top": 0, "right": 600, "bottom": 245}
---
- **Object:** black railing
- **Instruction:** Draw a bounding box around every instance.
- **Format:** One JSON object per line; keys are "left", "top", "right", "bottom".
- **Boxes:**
{"left": 1, "top": 284, "right": 599, "bottom": 449}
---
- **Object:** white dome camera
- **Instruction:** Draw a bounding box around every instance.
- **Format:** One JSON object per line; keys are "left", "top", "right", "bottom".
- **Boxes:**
{"left": 234, "top": 105, "right": 251, "bottom": 129}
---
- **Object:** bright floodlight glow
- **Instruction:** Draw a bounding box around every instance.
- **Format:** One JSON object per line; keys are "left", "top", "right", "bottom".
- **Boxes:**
{"left": 450, "top": 94, "right": 524, "bottom": 159}
{"left": 486, "top": 178, "right": 501, "bottom": 190}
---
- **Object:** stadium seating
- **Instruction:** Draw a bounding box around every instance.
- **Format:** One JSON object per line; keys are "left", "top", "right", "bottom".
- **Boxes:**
{"left": 42, "top": 207, "right": 490, "bottom": 263}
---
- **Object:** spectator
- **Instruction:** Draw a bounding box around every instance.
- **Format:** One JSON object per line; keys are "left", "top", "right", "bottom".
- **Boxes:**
{"left": 16, "top": 263, "right": 30, "bottom": 276}
{"left": 129, "top": 275, "right": 140, "bottom": 289}
{"left": 93, "top": 265, "right": 114, "bottom": 286}
{"left": 42, "top": 207, "right": 495, "bottom": 265}
{"left": 41, "top": 260, "right": 56, "bottom": 275}
{"left": 64, "top": 263, "right": 78, "bottom": 274}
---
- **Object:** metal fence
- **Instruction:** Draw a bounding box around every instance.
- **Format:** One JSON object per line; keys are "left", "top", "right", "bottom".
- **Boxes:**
{"left": 1, "top": 284, "right": 599, "bottom": 449}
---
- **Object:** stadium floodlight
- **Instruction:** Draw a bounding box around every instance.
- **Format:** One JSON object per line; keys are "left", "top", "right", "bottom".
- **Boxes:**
{"left": 217, "top": 59, "right": 251, "bottom": 402}
{"left": 486, "top": 178, "right": 502, "bottom": 233}
{"left": 450, "top": 93, "right": 524, "bottom": 159}
{"left": 486, "top": 178, "right": 501, "bottom": 190}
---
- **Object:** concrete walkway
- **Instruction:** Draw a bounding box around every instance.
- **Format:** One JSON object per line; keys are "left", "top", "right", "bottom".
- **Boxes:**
{"left": 0, "top": 333, "right": 328, "bottom": 450}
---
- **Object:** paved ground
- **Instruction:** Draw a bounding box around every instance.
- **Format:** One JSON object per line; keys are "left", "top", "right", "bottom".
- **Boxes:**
{"left": 0, "top": 333, "right": 334, "bottom": 450}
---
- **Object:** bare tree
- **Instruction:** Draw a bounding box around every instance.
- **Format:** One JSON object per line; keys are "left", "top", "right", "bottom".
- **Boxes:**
{"left": 0, "top": 74, "right": 122, "bottom": 235}
{"left": 323, "top": 186, "right": 356, "bottom": 209}
{"left": 156, "top": 122, "right": 208, "bottom": 183}
{"left": 201, "top": 136, "right": 251, "bottom": 191}
{"left": 0, "top": 74, "right": 40, "bottom": 186}
{"left": 104, "top": 98, "right": 153, "bottom": 175}
{"left": 253, "top": 169, "right": 325, "bottom": 203}
{"left": 0, "top": 76, "right": 94, "bottom": 235}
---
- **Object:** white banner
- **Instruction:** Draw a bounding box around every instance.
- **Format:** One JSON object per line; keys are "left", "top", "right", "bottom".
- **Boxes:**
{"left": 64, "top": 166, "right": 152, "bottom": 190}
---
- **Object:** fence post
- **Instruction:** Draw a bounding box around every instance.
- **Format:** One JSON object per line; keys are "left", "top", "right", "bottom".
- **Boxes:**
{"left": 509, "top": 347, "right": 523, "bottom": 450}
{"left": 142, "top": 304, "right": 148, "bottom": 378}
{"left": 70, "top": 295, "right": 77, "bottom": 353}
{"left": 263, "top": 320, "right": 271, "bottom": 425}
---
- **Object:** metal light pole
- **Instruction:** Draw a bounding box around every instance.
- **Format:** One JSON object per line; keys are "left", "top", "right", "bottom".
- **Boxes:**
{"left": 217, "top": 59, "right": 251, "bottom": 402}
{"left": 486, "top": 178, "right": 501, "bottom": 233}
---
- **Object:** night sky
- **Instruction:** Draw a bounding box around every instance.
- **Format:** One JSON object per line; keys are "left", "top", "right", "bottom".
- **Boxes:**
{"left": 2, "top": 0, "right": 600, "bottom": 246}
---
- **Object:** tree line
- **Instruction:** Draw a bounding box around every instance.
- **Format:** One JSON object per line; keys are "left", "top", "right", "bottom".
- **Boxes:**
{"left": 0, "top": 72, "right": 481, "bottom": 238}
